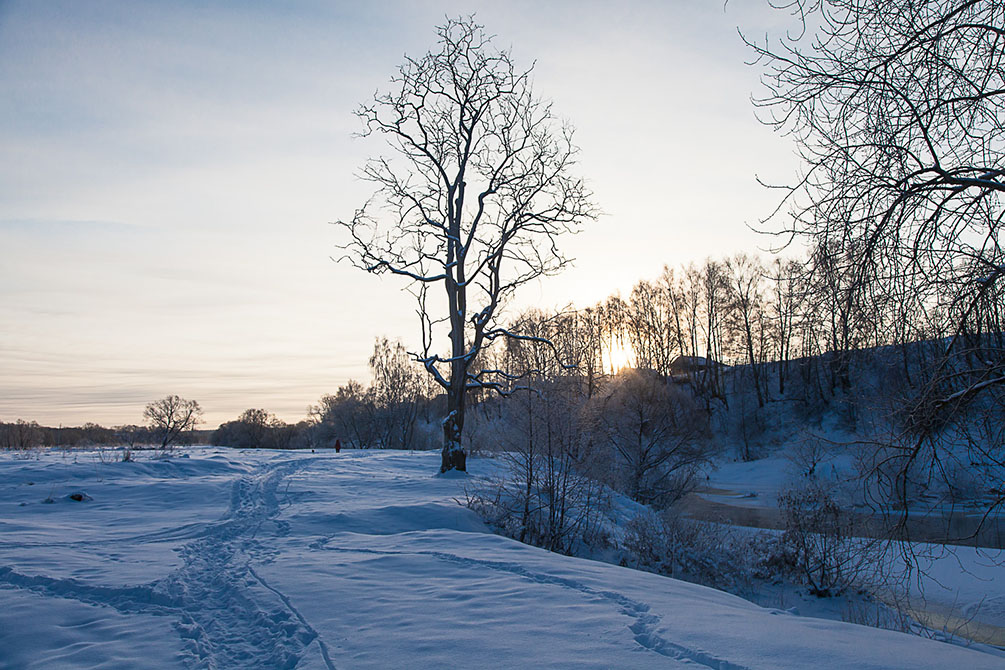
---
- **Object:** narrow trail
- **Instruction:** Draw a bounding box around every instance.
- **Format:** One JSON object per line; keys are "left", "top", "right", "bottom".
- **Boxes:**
{"left": 0, "top": 456, "right": 336, "bottom": 670}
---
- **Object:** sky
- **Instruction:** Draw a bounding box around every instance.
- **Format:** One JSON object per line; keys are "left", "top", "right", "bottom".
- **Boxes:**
{"left": 0, "top": 0, "right": 800, "bottom": 427}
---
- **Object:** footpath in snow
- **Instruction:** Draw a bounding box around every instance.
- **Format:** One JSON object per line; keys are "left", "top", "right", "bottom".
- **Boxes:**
{"left": 1, "top": 448, "right": 1002, "bottom": 669}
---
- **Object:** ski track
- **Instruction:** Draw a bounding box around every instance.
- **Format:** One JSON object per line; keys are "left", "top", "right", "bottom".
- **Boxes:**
{"left": 312, "top": 539, "right": 751, "bottom": 670}
{"left": 0, "top": 456, "right": 336, "bottom": 670}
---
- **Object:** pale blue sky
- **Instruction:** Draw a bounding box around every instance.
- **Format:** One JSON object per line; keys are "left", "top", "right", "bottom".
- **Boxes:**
{"left": 1, "top": 0, "right": 797, "bottom": 426}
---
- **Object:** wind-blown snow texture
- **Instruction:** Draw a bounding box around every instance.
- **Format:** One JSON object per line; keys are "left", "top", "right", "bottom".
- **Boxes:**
{"left": 1, "top": 448, "right": 1001, "bottom": 669}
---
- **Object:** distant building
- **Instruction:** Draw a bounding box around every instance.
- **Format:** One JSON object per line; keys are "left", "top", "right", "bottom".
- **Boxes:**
{"left": 668, "top": 355, "right": 728, "bottom": 376}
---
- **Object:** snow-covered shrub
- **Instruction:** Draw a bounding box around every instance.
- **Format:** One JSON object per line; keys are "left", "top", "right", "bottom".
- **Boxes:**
{"left": 786, "top": 432, "right": 835, "bottom": 479}
{"left": 585, "top": 369, "right": 714, "bottom": 508}
{"left": 466, "top": 379, "right": 609, "bottom": 553}
{"left": 778, "top": 485, "right": 883, "bottom": 597}
{"left": 462, "top": 404, "right": 510, "bottom": 457}
{"left": 466, "top": 467, "right": 609, "bottom": 554}
{"left": 622, "top": 508, "right": 767, "bottom": 593}
{"left": 95, "top": 447, "right": 124, "bottom": 464}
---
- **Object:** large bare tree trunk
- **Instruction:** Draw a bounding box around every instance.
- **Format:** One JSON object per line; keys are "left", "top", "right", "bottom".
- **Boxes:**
{"left": 441, "top": 338, "right": 468, "bottom": 472}
{"left": 441, "top": 404, "right": 467, "bottom": 472}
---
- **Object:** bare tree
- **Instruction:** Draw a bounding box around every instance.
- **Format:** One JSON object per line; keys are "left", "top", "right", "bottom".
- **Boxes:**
{"left": 504, "top": 310, "right": 571, "bottom": 385}
{"left": 767, "top": 258, "right": 803, "bottom": 395}
{"left": 660, "top": 266, "right": 695, "bottom": 374}
{"left": 679, "top": 264, "right": 704, "bottom": 369}
{"left": 239, "top": 408, "right": 274, "bottom": 447}
{"left": 143, "top": 395, "right": 202, "bottom": 450}
{"left": 337, "top": 17, "right": 595, "bottom": 472}
{"left": 310, "top": 381, "right": 375, "bottom": 449}
{"left": 369, "top": 337, "right": 423, "bottom": 449}
{"left": 700, "top": 260, "right": 729, "bottom": 404}
{"left": 601, "top": 295, "right": 630, "bottom": 375}
{"left": 469, "top": 377, "right": 605, "bottom": 552}
{"left": 627, "top": 278, "right": 678, "bottom": 377}
{"left": 589, "top": 369, "right": 710, "bottom": 507}
{"left": 751, "top": 0, "right": 1005, "bottom": 377}
{"left": 725, "top": 253, "right": 768, "bottom": 407}
{"left": 750, "top": 0, "right": 1005, "bottom": 527}
{"left": 568, "top": 305, "right": 606, "bottom": 399}
{"left": 750, "top": 0, "right": 1004, "bottom": 292}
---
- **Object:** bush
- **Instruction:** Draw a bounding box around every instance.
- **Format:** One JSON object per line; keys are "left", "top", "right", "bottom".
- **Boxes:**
{"left": 586, "top": 369, "right": 713, "bottom": 507}
{"left": 466, "top": 379, "right": 609, "bottom": 554}
{"left": 777, "top": 485, "right": 883, "bottom": 597}
{"left": 786, "top": 431, "right": 835, "bottom": 479}
{"left": 622, "top": 508, "right": 767, "bottom": 593}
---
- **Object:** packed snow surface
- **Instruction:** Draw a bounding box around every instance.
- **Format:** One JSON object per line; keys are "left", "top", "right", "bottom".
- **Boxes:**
{"left": 1, "top": 448, "right": 1002, "bottom": 669}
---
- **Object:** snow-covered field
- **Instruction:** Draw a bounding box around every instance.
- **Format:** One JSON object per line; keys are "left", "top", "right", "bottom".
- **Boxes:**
{"left": 1, "top": 448, "right": 1002, "bottom": 669}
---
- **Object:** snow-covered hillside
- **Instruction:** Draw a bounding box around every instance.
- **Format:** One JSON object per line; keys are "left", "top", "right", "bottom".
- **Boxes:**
{"left": 1, "top": 448, "right": 1001, "bottom": 669}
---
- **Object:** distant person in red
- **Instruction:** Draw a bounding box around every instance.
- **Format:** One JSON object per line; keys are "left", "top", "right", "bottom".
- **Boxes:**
{"left": 334, "top": 439, "right": 342, "bottom": 453}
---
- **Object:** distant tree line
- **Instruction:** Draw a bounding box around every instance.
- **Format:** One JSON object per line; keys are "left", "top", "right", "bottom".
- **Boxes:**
{"left": 1, "top": 395, "right": 204, "bottom": 451}
{"left": 210, "top": 338, "right": 441, "bottom": 451}
{"left": 0, "top": 422, "right": 188, "bottom": 451}
{"left": 0, "top": 420, "right": 152, "bottom": 450}
{"left": 210, "top": 408, "right": 315, "bottom": 450}
{"left": 486, "top": 248, "right": 1004, "bottom": 413}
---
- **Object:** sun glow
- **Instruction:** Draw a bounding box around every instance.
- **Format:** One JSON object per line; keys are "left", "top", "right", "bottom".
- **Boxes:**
{"left": 605, "top": 340, "right": 635, "bottom": 374}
